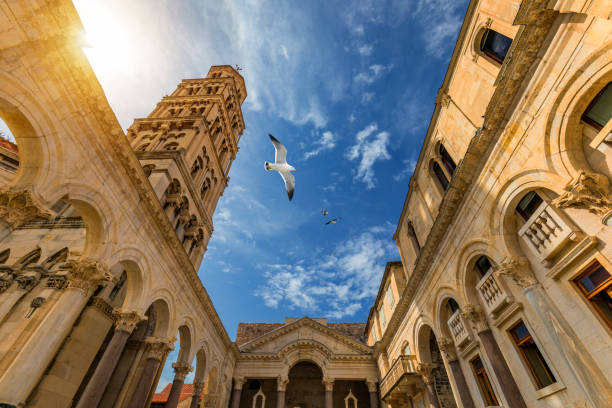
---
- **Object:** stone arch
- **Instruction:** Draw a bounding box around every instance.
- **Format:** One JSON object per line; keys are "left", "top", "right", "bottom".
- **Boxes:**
{"left": 433, "top": 288, "right": 463, "bottom": 340}
{"left": 489, "top": 170, "right": 567, "bottom": 258}
{"left": 105, "top": 252, "right": 146, "bottom": 311}
{"left": 175, "top": 322, "right": 195, "bottom": 364}
{"left": 279, "top": 340, "right": 331, "bottom": 380}
{"left": 456, "top": 239, "right": 504, "bottom": 306}
{"left": 145, "top": 297, "right": 172, "bottom": 339}
{"left": 13, "top": 246, "right": 41, "bottom": 268}
{"left": 203, "top": 364, "right": 219, "bottom": 402}
{"left": 414, "top": 319, "right": 436, "bottom": 364}
{"left": 544, "top": 42, "right": 612, "bottom": 179}
{"left": 41, "top": 246, "right": 68, "bottom": 270}
{"left": 193, "top": 342, "right": 209, "bottom": 383}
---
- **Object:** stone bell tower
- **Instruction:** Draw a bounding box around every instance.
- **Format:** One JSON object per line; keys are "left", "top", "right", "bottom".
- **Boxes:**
{"left": 126, "top": 66, "right": 246, "bottom": 269}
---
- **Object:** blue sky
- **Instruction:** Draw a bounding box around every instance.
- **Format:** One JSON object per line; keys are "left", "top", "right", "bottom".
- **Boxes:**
{"left": 69, "top": 0, "right": 469, "bottom": 391}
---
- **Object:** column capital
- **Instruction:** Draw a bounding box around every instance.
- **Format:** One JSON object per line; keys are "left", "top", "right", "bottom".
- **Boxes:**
{"left": 495, "top": 256, "right": 538, "bottom": 289}
{"left": 322, "top": 377, "right": 334, "bottom": 391}
{"left": 365, "top": 380, "right": 378, "bottom": 393}
{"left": 437, "top": 336, "right": 458, "bottom": 362}
{"left": 145, "top": 338, "right": 173, "bottom": 361}
{"left": 234, "top": 376, "right": 247, "bottom": 390}
{"left": 416, "top": 362, "right": 437, "bottom": 384}
{"left": 113, "top": 310, "right": 146, "bottom": 333}
{"left": 461, "top": 304, "right": 489, "bottom": 333}
{"left": 65, "top": 258, "right": 115, "bottom": 296}
{"left": 277, "top": 376, "right": 289, "bottom": 391}
{"left": 193, "top": 380, "right": 206, "bottom": 394}
{"left": 172, "top": 362, "right": 193, "bottom": 381}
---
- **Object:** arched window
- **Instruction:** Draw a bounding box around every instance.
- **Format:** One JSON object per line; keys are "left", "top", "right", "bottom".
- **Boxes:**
{"left": 191, "top": 156, "right": 203, "bottom": 177}
{"left": 344, "top": 389, "right": 358, "bottom": 408}
{"left": 407, "top": 221, "right": 421, "bottom": 255}
{"left": 446, "top": 298, "right": 460, "bottom": 315}
{"left": 474, "top": 256, "right": 493, "bottom": 280}
{"left": 433, "top": 161, "right": 450, "bottom": 190}
{"left": 582, "top": 82, "right": 612, "bottom": 130}
{"left": 15, "top": 247, "right": 41, "bottom": 268}
{"left": 440, "top": 145, "right": 456, "bottom": 176}
{"left": 43, "top": 247, "right": 68, "bottom": 270}
{"left": 515, "top": 191, "right": 543, "bottom": 222}
{"left": 164, "top": 142, "right": 179, "bottom": 151}
{"left": 480, "top": 29, "right": 512, "bottom": 64}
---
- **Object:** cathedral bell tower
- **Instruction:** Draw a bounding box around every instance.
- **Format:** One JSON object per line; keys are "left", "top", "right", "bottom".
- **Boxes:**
{"left": 126, "top": 66, "right": 246, "bottom": 269}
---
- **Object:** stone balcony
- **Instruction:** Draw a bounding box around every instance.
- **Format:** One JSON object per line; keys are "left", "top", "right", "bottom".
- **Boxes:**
{"left": 518, "top": 201, "right": 580, "bottom": 262}
{"left": 476, "top": 268, "right": 514, "bottom": 316}
{"left": 447, "top": 309, "right": 471, "bottom": 347}
{"left": 380, "top": 355, "right": 420, "bottom": 402}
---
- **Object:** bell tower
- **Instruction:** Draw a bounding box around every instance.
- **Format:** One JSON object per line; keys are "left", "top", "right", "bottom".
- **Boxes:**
{"left": 127, "top": 65, "right": 246, "bottom": 269}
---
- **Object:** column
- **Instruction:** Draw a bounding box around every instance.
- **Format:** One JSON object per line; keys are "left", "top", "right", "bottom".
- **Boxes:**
{"left": 417, "top": 363, "right": 440, "bottom": 408}
{"left": 277, "top": 376, "right": 288, "bottom": 408}
{"left": 366, "top": 380, "right": 379, "bottom": 408}
{"left": 127, "top": 339, "right": 171, "bottom": 408}
{"left": 437, "top": 337, "right": 475, "bottom": 408}
{"left": 497, "top": 257, "right": 612, "bottom": 407}
{"left": 0, "top": 259, "right": 112, "bottom": 407}
{"left": 75, "top": 311, "right": 145, "bottom": 408}
{"left": 166, "top": 362, "right": 193, "bottom": 408}
{"left": 462, "top": 305, "right": 526, "bottom": 408}
{"left": 322, "top": 377, "right": 334, "bottom": 408}
{"left": 231, "top": 376, "right": 246, "bottom": 408}
{"left": 190, "top": 381, "right": 205, "bottom": 408}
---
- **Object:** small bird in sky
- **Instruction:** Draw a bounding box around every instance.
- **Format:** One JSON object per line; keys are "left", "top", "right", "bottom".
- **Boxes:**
{"left": 321, "top": 210, "right": 329, "bottom": 216}
{"left": 325, "top": 217, "right": 342, "bottom": 225}
{"left": 265, "top": 134, "right": 296, "bottom": 201}
{"left": 235, "top": 64, "right": 242, "bottom": 71}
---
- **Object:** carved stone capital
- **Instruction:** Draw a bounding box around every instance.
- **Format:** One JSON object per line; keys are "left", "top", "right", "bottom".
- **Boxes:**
{"left": 16, "top": 274, "right": 39, "bottom": 291}
{"left": 0, "top": 189, "right": 52, "bottom": 229}
{"left": 65, "top": 258, "right": 114, "bottom": 296}
{"left": 0, "top": 277, "right": 11, "bottom": 294}
{"left": 551, "top": 171, "right": 612, "bottom": 218}
{"left": 495, "top": 256, "right": 538, "bottom": 289}
{"left": 46, "top": 275, "right": 67, "bottom": 290}
{"left": 365, "top": 380, "right": 378, "bottom": 393}
{"left": 234, "top": 376, "right": 247, "bottom": 390}
{"left": 172, "top": 362, "right": 193, "bottom": 381}
{"left": 322, "top": 377, "right": 334, "bottom": 391}
{"left": 277, "top": 376, "right": 289, "bottom": 391}
{"left": 145, "top": 339, "right": 173, "bottom": 361}
{"left": 193, "top": 381, "right": 206, "bottom": 395}
{"left": 461, "top": 304, "right": 489, "bottom": 333}
{"left": 437, "top": 336, "right": 458, "bottom": 362}
{"left": 113, "top": 310, "right": 146, "bottom": 333}
{"left": 416, "top": 363, "right": 437, "bottom": 384}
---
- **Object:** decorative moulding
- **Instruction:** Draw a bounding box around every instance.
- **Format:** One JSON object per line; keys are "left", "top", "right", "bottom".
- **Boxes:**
{"left": 546, "top": 235, "right": 599, "bottom": 279}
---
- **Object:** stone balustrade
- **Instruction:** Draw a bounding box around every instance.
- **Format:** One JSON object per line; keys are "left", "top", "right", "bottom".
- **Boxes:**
{"left": 476, "top": 268, "right": 513, "bottom": 316}
{"left": 518, "top": 201, "right": 578, "bottom": 261}
{"left": 380, "top": 354, "right": 418, "bottom": 398}
{"left": 447, "top": 310, "right": 471, "bottom": 347}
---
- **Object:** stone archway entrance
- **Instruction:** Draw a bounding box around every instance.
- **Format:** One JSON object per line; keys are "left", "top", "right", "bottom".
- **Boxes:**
{"left": 286, "top": 362, "right": 325, "bottom": 408}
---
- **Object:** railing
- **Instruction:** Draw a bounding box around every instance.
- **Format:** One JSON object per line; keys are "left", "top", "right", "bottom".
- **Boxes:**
{"left": 447, "top": 309, "right": 470, "bottom": 347}
{"left": 476, "top": 268, "right": 513, "bottom": 315}
{"left": 380, "top": 354, "right": 418, "bottom": 398}
{"left": 518, "top": 201, "right": 576, "bottom": 260}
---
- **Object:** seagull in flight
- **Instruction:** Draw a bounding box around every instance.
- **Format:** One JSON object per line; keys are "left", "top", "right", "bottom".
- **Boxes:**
{"left": 265, "top": 134, "right": 296, "bottom": 201}
{"left": 325, "top": 217, "right": 342, "bottom": 225}
{"left": 321, "top": 210, "right": 329, "bottom": 216}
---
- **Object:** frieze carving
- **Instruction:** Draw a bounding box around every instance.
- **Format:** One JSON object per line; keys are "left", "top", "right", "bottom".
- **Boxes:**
{"left": 461, "top": 304, "right": 489, "bottom": 333}
{"left": 113, "top": 310, "right": 146, "bottom": 333}
{"left": 0, "top": 189, "right": 52, "bottom": 229}
{"left": 16, "top": 274, "right": 39, "bottom": 291}
{"left": 551, "top": 171, "right": 612, "bottom": 218}
{"left": 172, "top": 362, "right": 193, "bottom": 381}
{"left": 46, "top": 275, "right": 67, "bottom": 290}
{"left": 495, "top": 256, "right": 538, "bottom": 289}
{"left": 65, "top": 258, "right": 114, "bottom": 295}
{"left": 437, "top": 336, "right": 458, "bottom": 362}
{"left": 416, "top": 363, "right": 437, "bottom": 384}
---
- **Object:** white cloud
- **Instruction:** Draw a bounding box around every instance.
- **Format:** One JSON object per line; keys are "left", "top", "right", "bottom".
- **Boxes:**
{"left": 412, "top": 0, "right": 464, "bottom": 58}
{"left": 280, "top": 44, "right": 289, "bottom": 60}
{"left": 361, "top": 92, "right": 375, "bottom": 104}
{"left": 393, "top": 158, "right": 418, "bottom": 181}
{"left": 346, "top": 122, "right": 391, "bottom": 189}
{"left": 304, "top": 131, "right": 337, "bottom": 159}
{"left": 357, "top": 43, "right": 374, "bottom": 56}
{"left": 354, "top": 64, "right": 393, "bottom": 84}
{"left": 348, "top": 113, "right": 356, "bottom": 122}
{"left": 255, "top": 225, "right": 397, "bottom": 318}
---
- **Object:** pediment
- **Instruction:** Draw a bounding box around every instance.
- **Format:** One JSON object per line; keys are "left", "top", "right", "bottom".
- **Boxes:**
{"left": 239, "top": 317, "right": 371, "bottom": 355}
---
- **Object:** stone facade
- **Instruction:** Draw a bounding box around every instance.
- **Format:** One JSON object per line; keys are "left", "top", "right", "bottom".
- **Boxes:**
{"left": 368, "top": 1, "right": 612, "bottom": 408}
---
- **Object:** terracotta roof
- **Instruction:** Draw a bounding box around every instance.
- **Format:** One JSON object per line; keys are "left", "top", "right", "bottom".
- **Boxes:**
{"left": 236, "top": 320, "right": 368, "bottom": 345}
{"left": 0, "top": 138, "right": 18, "bottom": 153}
{"left": 152, "top": 383, "right": 199, "bottom": 403}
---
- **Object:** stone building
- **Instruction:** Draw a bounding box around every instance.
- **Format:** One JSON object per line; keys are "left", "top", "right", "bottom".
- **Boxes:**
{"left": 367, "top": 0, "right": 612, "bottom": 408}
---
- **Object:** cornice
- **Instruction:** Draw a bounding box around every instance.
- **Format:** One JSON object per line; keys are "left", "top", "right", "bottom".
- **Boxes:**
{"left": 239, "top": 317, "right": 372, "bottom": 355}
{"left": 382, "top": 0, "right": 559, "bottom": 348}
{"left": 135, "top": 150, "right": 214, "bottom": 234}
{"left": 238, "top": 339, "right": 374, "bottom": 363}
{"left": 45, "top": 5, "right": 233, "bottom": 347}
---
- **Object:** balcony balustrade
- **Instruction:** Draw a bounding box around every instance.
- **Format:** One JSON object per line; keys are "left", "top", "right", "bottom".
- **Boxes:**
{"left": 380, "top": 354, "right": 418, "bottom": 399}
{"left": 476, "top": 268, "right": 513, "bottom": 316}
{"left": 447, "top": 309, "right": 471, "bottom": 347}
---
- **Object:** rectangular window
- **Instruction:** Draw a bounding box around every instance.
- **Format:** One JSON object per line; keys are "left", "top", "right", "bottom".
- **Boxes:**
{"left": 379, "top": 307, "right": 386, "bottom": 327}
{"left": 470, "top": 355, "right": 499, "bottom": 406}
{"left": 574, "top": 261, "right": 612, "bottom": 330}
{"left": 509, "top": 320, "right": 556, "bottom": 389}
{"left": 386, "top": 286, "right": 394, "bottom": 307}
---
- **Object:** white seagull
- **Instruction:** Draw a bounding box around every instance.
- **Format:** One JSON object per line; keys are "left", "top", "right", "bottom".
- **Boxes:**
{"left": 265, "top": 134, "right": 296, "bottom": 201}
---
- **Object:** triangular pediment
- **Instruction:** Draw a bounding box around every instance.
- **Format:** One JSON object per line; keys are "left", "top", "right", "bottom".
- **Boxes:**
{"left": 239, "top": 317, "right": 371, "bottom": 355}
